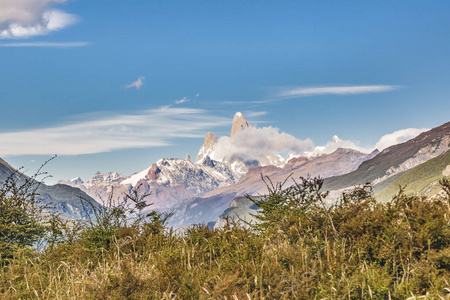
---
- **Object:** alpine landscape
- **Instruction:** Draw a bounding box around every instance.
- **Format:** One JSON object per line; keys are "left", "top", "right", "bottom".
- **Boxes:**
{"left": 1, "top": 1, "right": 450, "bottom": 299}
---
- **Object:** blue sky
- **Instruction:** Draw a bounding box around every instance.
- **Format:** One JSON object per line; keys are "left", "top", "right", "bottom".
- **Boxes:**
{"left": 1, "top": 0, "right": 450, "bottom": 183}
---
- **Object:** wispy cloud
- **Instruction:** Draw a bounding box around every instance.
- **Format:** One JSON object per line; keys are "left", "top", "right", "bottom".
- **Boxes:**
{"left": 244, "top": 111, "right": 267, "bottom": 118}
{"left": 125, "top": 76, "right": 145, "bottom": 90}
{"left": 278, "top": 85, "right": 398, "bottom": 98}
{"left": 0, "top": 1, "right": 79, "bottom": 39}
{"left": 0, "top": 42, "right": 89, "bottom": 48}
{"left": 175, "top": 97, "right": 190, "bottom": 104}
{"left": 0, "top": 107, "right": 230, "bottom": 156}
{"left": 223, "top": 85, "right": 399, "bottom": 105}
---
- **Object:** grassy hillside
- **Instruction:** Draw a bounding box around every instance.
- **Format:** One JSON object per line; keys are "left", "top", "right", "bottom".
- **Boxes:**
{"left": 376, "top": 150, "right": 450, "bottom": 202}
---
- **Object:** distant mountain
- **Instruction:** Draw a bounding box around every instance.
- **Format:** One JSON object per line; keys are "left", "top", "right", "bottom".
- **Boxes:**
{"left": 0, "top": 157, "right": 99, "bottom": 219}
{"left": 60, "top": 157, "right": 239, "bottom": 211}
{"left": 322, "top": 121, "right": 450, "bottom": 193}
{"left": 169, "top": 147, "right": 378, "bottom": 227}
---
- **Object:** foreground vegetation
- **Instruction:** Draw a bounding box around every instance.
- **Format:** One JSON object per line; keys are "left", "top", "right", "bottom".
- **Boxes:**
{"left": 2, "top": 173, "right": 450, "bottom": 299}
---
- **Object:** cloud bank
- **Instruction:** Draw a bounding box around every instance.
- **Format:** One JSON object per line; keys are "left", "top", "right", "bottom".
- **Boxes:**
{"left": 373, "top": 128, "right": 428, "bottom": 151}
{"left": 211, "top": 125, "right": 427, "bottom": 164}
{"left": 307, "top": 128, "right": 428, "bottom": 156}
{"left": 0, "top": 107, "right": 230, "bottom": 156}
{"left": 211, "top": 127, "right": 314, "bottom": 163}
{"left": 0, "top": 1, "right": 78, "bottom": 39}
{"left": 125, "top": 76, "right": 145, "bottom": 90}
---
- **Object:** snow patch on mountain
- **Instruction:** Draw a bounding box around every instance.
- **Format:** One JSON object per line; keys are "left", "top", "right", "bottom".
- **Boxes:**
{"left": 121, "top": 167, "right": 152, "bottom": 186}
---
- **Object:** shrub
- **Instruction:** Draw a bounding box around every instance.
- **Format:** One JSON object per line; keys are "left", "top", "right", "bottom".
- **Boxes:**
{"left": 0, "top": 170, "right": 46, "bottom": 262}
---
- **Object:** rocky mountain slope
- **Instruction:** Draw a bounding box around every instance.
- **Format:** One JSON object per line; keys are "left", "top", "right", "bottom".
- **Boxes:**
{"left": 60, "top": 156, "right": 239, "bottom": 211}
{"left": 0, "top": 158, "right": 99, "bottom": 219}
{"left": 322, "top": 121, "right": 450, "bottom": 193}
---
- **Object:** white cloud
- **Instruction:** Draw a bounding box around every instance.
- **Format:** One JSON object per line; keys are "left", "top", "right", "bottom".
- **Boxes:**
{"left": 175, "top": 97, "right": 189, "bottom": 104}
{"left": 0, "top": 41, "right": 89, "bottom": 47}
{"left": 215, "top": 125, "right": 428, "bottom": 164}
{"left": 195, "top": 93, "right": 200, "bottom": 97}
{"left": 309, "top": 128, "right": 428, "bottom": 156}
{"left": 374, "top": 128, "right": 428, "bottom": 151}
{"left": 278, "top": 85, "right": 398, "bottom": 98}
{"left": 211, "top": 126, "right": 314, "bottom": 163}
{"left": 0, "top": 0, "right": 78, "bottom": 39}
{"left": 125, "top": 76, "right": 145, "bottom": 90}
{"left": 0, "top": 107, "right": 230, "bottom": 156}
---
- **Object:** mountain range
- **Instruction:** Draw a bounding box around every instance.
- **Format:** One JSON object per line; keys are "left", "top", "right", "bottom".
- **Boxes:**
{"left": 1, "top": 113, "right": 449, "bottom": 226}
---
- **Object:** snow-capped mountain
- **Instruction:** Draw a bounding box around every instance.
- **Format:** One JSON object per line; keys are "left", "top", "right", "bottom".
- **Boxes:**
{"left": 122, "top": 157, "right": 238, "bottom": 195}
{"left": 59, "top": 156, "right": 240, "bottom": 210}
{"left": 58, "top": 172, "right": 127, "bottom": 204}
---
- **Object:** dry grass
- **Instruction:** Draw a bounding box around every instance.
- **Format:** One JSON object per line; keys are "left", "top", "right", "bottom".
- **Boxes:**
{"left": 2, "top": 178, "right": 450, "bottom": 299}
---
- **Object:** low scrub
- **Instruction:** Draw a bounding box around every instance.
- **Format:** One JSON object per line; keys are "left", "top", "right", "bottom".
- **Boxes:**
{"left": 2, "top": 174, "right": 450, "bottom": 299}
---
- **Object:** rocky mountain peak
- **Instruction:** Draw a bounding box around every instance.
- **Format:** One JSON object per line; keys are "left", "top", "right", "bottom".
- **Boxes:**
{"left": 196, "top": 132, "right": 218, "bottom": 163}
{"left": 186, "top": 153, "right": 192, "bottom": 163}
{"left": 230, "top": 112, "right": 249, "bottom": 138}
{"left": 147, "top": 163, "right": 161, "bottom": 181}
{"left": 70, "top": 177, "right": 84, "bottom": 185}
{"left": 204, "top": 132, "right": 217, "bottom": 147}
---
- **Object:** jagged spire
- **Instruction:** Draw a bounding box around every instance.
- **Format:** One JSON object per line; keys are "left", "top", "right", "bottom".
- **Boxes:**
{"left": 195, "top": 132, "right": 218, "bottom": 163}
{"left": 230, "top": 112, "right": 249, "bottom": 138}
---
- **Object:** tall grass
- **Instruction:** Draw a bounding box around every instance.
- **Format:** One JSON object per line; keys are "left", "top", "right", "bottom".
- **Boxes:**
{"left": 1, "top": 176, "right": 450, "bottom": 299}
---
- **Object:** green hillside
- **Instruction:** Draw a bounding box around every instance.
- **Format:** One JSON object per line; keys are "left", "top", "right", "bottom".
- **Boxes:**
{"left": 376, "top": 150, "right": 450, "bottom": 202}
{"left": 322, "top": 121, "right": 450, "bottom": 192}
